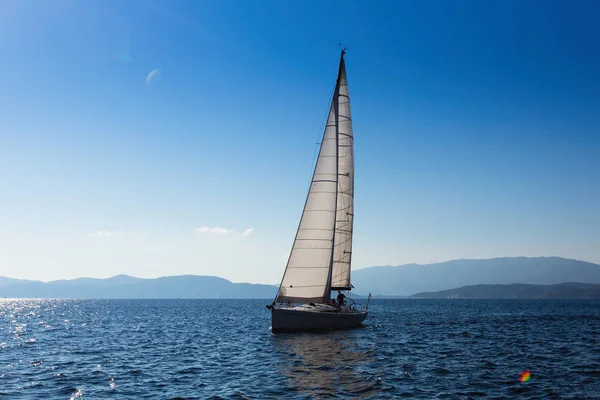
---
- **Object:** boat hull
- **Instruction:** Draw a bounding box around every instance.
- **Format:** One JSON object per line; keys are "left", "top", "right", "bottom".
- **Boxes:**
{"left": 271, "top": 304, "right": 367, "bottom": 332}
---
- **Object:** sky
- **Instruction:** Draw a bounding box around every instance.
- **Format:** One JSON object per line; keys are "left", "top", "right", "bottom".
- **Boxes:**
{"left": 1, "top": 0, "right": 599, "bottom": 284}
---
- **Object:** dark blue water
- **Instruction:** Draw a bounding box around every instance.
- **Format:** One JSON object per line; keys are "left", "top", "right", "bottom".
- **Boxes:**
{"left": 1, "top": 299, "right": 599, "bottom": 399}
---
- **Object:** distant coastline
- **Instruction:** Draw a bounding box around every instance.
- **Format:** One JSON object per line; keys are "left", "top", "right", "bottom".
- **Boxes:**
{"left": 409, "top": 282, "right": 600, "bottom": 299}
{"left": 2, "top": 256, "right": 600, "bottom": 299}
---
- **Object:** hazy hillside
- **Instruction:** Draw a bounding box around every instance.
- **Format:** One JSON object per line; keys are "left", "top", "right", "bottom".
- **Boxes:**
{"left": 0, "top": 277, "right": 37, "bottom": 288}
{"left": 48, "top": 274, "right": 142, "bottom": 287}
{"left": 352, "top": 257, "right": 600, "bottom": 296}
{"left": 410, "top": 282, "right": 600, "bottom": 299}
{"left": 3, "top": 257, "right": 600, "bottom": 299}
{"left": 0, "top": 275, "right": 277, "bottom": 299}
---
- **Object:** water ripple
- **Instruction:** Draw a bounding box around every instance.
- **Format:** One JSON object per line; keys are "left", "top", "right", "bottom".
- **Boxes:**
{"left": 1, "top": 299, "right": 599, "bottom": 398}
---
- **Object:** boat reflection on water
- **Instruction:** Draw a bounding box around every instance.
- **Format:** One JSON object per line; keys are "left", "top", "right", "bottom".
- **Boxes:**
{"left": 272, "top": 331, "right": 380, "bottom": 398}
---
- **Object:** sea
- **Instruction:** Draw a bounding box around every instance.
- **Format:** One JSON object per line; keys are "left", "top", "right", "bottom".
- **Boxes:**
{"left": 1, "top": 299, "right": 599, "bottom": 399}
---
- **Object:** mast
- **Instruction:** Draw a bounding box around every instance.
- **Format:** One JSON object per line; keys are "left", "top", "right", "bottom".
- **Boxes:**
{"left": 275, "top": 51, "right": 345, "bottom": 304}
{"left": 325, "top": 50, "right": 343, "bottom": 300}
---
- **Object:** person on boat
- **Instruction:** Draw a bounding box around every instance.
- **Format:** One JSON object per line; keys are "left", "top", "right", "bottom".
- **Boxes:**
{"left": 336, "top": 291, "right": 346, "bottom": 308}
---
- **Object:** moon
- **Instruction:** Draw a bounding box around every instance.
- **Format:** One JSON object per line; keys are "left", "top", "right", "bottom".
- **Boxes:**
{"left": 146, "top": 69, "right": 160, "bottom": 84}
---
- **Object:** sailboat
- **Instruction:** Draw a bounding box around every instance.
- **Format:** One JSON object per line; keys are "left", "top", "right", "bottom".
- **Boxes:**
{"left": 269, "top": 50, "right": 369, "bottom": 332}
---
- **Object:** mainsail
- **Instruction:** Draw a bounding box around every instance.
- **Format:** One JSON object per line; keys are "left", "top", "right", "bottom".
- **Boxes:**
{"left": 276, "top": 50, "right": 354, "bottom": 303}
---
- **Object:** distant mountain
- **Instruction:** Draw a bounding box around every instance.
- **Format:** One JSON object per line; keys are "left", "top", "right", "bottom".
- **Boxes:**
{"left": 4, "top": 257, "right": 600, "bottom": 299}
{"left": 0, "top": 275, "right": 277, "bottom": 299}
{"left": 410, "top": 282, "right": 600, "bottom": 299}
{"left": 48, "top": 274, "right": 142, "bottom": 287}
{"left": 0, "top": 277, "right": 37, "bottom": 288}
{"left": 352, "top": 257, "right": 600, "bottom": 296}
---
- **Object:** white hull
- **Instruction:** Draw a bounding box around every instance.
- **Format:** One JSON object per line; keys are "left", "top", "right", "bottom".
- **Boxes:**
{"left": 271, "top": 304, "right": 367, "bottom": 332}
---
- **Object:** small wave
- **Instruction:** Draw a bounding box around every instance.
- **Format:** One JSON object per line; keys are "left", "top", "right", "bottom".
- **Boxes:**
{"left": 432, "top": 367, "right": 450, "bottom": 375}
{"left": 177, "top": 367, "right": 202, "bottom": 374}
{"left": 69, "top": 389, "right": 83, "bottom": 400}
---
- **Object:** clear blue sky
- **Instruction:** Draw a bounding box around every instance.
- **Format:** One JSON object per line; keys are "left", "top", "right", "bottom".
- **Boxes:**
{"left": 1, "top": 0, "right": 599, "bottom": 283}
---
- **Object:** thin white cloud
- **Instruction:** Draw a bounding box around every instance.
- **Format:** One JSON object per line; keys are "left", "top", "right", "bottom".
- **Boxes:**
{"left": 195, "top": 227, "right": 253, "bottom": 237}
{"left": 90, "top": 230, "right": 118, "bottom": 237}
{"left": 195, "top": 226, "right": 232, "bottom": 235}
{"left": 146, "top": 68, "right": 160, "bottom": 84}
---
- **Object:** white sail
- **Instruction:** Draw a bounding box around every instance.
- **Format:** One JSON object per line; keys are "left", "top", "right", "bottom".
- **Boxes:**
{"left": 276, "top": 51, "right": 356, "bottom": 303}
{"left": 331, "top": 56, "right": 354, "bottom": 290}
{"left": 276, "top": 90, "right": 340, "bottom": 303}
